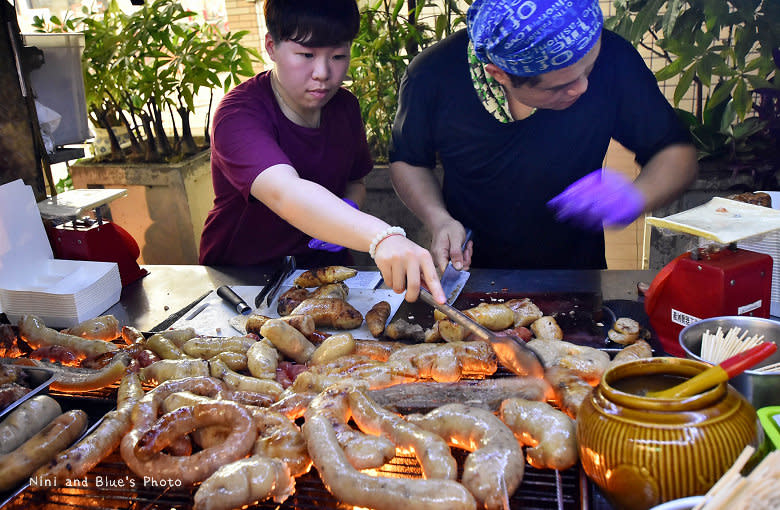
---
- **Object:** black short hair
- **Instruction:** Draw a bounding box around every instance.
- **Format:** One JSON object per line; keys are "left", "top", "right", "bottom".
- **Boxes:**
{"left": 508, "top": 73, "right": 542, "bottom": 88}
{"left": 264, "top": 0, "right": 360, "bottom": 47}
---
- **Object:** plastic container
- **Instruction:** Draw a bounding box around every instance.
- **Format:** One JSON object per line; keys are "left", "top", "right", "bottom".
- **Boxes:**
{"left": 738, "top": 191, "right": 780, "bottom": 316}
{"left": 757, "top": 406, "right": 780, "bottom": 451}
{"left": 678, "top": 316, "right": 780, "bottom": 409}
{"left": 22, "top": 33, "right": 90, "bottom": 146}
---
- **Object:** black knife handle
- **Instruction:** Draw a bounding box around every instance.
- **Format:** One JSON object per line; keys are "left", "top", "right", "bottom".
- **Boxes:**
{"left": 217, "top": 285, "right": 251, "bottom": 315}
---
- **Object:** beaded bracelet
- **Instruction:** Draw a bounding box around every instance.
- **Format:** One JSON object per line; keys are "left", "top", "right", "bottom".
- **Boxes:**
{"left": 368, "top": 226, "right": 406, "bottom": 259}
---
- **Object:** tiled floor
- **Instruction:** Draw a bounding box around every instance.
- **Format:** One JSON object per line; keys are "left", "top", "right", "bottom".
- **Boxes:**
{"left": 603, "top": 140, "right": 646, "bottom": 270}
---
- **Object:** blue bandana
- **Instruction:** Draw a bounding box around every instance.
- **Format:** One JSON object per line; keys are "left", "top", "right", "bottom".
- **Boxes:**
{"left": 467, "top": 0, "right": 603, "bottom": 77}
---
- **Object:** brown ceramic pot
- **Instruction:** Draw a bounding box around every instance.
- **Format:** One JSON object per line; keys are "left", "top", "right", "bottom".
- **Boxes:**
{"left": 577, "top": 357, "right": 756, "bottom": 510}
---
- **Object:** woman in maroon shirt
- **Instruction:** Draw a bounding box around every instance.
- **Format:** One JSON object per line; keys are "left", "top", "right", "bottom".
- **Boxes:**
{"left": 200, "top": 0, "right": 445, "bottom": 303}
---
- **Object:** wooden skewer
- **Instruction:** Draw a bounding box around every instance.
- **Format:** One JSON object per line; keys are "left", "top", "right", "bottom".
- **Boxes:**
{"left": 753, "top": 361, "right": 780, "bottom": 373}
{"left": 700, "top": 327, "right": 769, "bottom": 364}
{"left": 695, "top": 449, "right": 780, "bottom": 509}
{"left": 694, "top": 446, "right": 755, "bottom": 510}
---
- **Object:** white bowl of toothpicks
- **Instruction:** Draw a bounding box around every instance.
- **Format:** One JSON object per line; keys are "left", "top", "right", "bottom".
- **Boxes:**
{"left": 679, "top": 316, "right": 780, "bottom": 409}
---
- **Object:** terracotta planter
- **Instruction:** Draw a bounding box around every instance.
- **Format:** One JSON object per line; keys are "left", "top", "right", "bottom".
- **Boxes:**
{"left": 70, "top": 150, "right": 213, "bottom": 264}
{"left": 577, "top": 357, "right": 757, "bottom": 510}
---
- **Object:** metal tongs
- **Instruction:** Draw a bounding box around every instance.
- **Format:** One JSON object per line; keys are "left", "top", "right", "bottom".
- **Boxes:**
{"left": 254, "top": 255, "right": 296, "bottom": 308}
{"left": 418, "top": 288, "right": 545, "bottom": 378}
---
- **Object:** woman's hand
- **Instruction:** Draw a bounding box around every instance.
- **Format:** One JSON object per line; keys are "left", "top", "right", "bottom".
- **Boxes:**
{"left": 373, "top": 235, "right": 445, "bottom": 303}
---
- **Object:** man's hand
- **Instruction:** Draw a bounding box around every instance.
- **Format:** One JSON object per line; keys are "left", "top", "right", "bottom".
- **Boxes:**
{"left": 307, "top": 198, "right": 359, "bottom": 251}
{"left": 547, "top": 169, "right": 645, "bottom": 231}
{"left": 430, "top": 220, "right": 473, "bottom": 273}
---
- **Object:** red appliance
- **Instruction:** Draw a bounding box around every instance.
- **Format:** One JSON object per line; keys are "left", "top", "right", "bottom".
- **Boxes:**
{"left": 645, "top": 246, "right": 772, "bottom": 356}
{"left": 48, "top": 219, "right": 148, "bottom": 286}
{"left": 38, "top": 188, "right": 148, "bottom": 287}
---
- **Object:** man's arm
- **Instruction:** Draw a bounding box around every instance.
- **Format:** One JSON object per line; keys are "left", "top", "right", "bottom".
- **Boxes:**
{"left": 634, "top": 143, "right": 698, "bottom": 212}
{"left": 343, "top": 177, "right": 367, "bottom": 208}
{"left": 389, "top": 161, "right": 472, "bottom": 271}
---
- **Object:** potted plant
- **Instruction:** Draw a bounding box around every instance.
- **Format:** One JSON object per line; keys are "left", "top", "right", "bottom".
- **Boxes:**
{"left": 606, "top": 0, "right": 780, "bottom": 191}
{"left": 31, "top": 0, "right": 261, "bottom": 264}
{"left": 33, "top": 0, "right": 260, "bottom": 163}
{"left": 348, "top": 0, "right": 470, "bottom": 162}
{"left": 606, "top": 0, "right": 780, "bottom": 267}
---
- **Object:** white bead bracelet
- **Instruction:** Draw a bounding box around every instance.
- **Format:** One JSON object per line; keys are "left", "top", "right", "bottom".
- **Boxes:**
{"left": 369, "top": 226, "right": 406, "bottom": 259}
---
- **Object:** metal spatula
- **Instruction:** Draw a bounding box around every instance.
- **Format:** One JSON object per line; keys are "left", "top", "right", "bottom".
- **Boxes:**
{"left": 419, "top": 288, "right": 545, "bottom": 378}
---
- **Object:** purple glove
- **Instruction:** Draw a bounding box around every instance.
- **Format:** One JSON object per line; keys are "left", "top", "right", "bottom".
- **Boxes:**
{"left": 547, "top": 169, "right": 645, "bottom": 231}
{"left": 307, "top": 198, "right": 359, "bottom": 252}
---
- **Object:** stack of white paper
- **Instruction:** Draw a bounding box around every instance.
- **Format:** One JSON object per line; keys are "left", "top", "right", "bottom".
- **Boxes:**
{"left": 738, "top": 192, "right": 780, "bottom": 316}
{"left": 0, "top": 180, "right": 121, "bottom": 328}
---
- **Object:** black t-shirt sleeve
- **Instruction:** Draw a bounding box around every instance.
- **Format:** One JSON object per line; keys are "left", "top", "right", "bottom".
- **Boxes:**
{"left": 389, "top": 66, "right": 439, "bottom": 168}
{"left": 607, "top": 33, "right": 692, "bottom": 165}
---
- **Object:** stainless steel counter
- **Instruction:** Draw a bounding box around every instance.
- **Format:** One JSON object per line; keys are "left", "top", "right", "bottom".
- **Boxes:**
{"left": 108, "top": 265, "right": 656, "bottom": 332}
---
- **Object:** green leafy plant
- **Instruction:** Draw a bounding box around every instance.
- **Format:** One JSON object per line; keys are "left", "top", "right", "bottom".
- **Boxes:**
{"left": 32, "top": 0, "right": 260, "bottom": 163}
{"left": 606, "top": 0, "right": 780, "bottom": 180}
{"left": 349, "top": 0, "right": 471, "bottom": 161}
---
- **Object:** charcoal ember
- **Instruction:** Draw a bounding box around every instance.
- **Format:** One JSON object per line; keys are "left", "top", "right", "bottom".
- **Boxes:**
{"left": 0, "top": 324, "right": 28, "bottom": 358}
{"left": 29, "top": 345, "right": 80, "bottom": 365}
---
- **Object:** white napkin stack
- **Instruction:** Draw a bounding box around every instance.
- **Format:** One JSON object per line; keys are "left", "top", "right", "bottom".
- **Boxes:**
{"left": 0, "top": 179, "right": 121, "bottom": 328}
{"left": 737, "top": 192, "right": 780, "bottom": 316}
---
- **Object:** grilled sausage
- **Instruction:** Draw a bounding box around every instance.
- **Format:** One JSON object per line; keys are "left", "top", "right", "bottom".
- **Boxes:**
{"left": 464, "top": 303, "right": 515, "bottom": 331}
{"left": 348, "top": 388, "right": 457, "bottom": 480}
{"left": 530, "top": 316, "right": 564, "bottom": 340}
{"left": 276, "top": 288, "right": 312, "bottom": 316}
{"left": 246, "top": 314, "right": 315, "bottom": 337}
{"left": 19, "top": 315, "right": 117, "bottom": 358}
{"left": 182, "top": 336, "right": 257, "bottom": 359}
{"left": 260, "top": 319, "right": 316, "bottom": 363}
{"left": 209, "top": 358, "right": 284, "bottom": 400}
{"left": 294, "top": 266, "right": 357, "bottom": 288}
{"left": 140, "top": 358, "right": 210, "bottom": 384}
{"left": 62, "top": 315, "right": 120, "bottom": 341}
{"left": 310, "top": 333, "right": 356, "bottom": 366}
{"left": 193, "top": 456, "right": 294, "bottom": 510}
{"left": 609, "top": 339, "right": 653, "bottom": 369}
{"left": 0, "top": 409, "right": 88, "bottom": 491}
{"left": 209, "top": 351, "right": 248, "bottom": 371}
{"left": 290, "top": 298, "right": 363, "bottom": 330}
{"left": 246, "top": 339, "right": 279, "bottom": 379}
{"left": 365, "top": 301, "right": 391, "bottom": 338}
{"left": 146, "top": 334, "right": 190, "bottom": 359}
{"left": 0, "top": 395, "right": 62, "bottom": 455}
{"left": 303, "top": 412, "right": 476, "bottom": 510}
{"left": 504, "top": 298, "right": 543, "bottom": 327}
{"left": 499, "top": 398, "right": 578, "bottom": 470}
{"left": 34, "top": 374, "right": 143, "bottom": 481}
{"left": 408, "top": 404, "right": 524, "bottom": 510}
{"left": 18, "top": 353, "right": 130, "bottom": 392}
{"left": 608, "top": 317, "right": 641, "bottom": 345}
{"left": 310, "top": 282, "right": 349, "bottom": 300}
{"left": 154, "top": 327, "right": 198, "bottom": 348}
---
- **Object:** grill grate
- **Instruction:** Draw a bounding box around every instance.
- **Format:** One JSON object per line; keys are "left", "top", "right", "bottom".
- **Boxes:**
{"left": 5, "top": 450, "right": 588, "bottom": 510}
{"left": 4, "top": 292, "right": 614, "bottom": 509}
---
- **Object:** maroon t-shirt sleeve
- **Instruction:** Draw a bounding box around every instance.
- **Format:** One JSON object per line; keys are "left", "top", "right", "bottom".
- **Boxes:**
{"left": 200, "top": 73, "right": 374, "bottom": 266}
{"left": 210, "top": 77, "right": 291, "bottom": 201}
